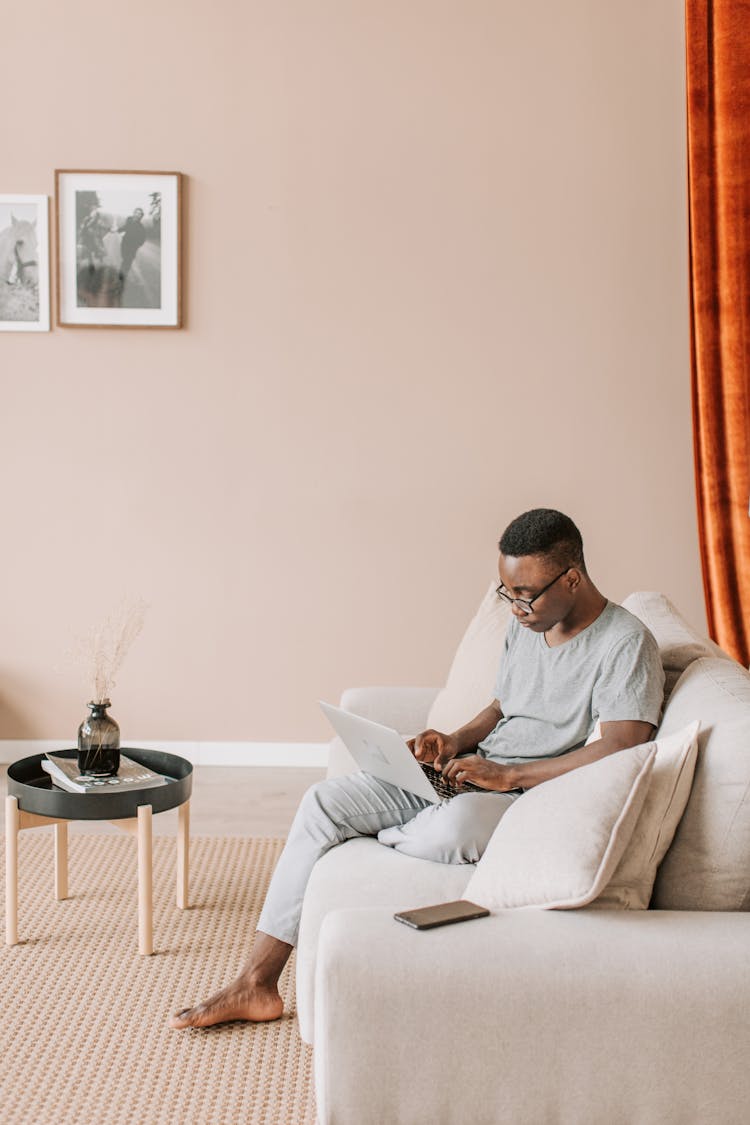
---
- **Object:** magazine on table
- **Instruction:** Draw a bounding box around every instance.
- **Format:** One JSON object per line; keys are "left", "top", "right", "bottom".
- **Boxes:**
{"left": 42, "top": 752, "right": 168, "bottom": 794}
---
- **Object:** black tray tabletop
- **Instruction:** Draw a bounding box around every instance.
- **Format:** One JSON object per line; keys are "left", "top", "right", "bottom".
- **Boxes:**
{"left": 7, "top": 748, "right": 193, "bottom": 821}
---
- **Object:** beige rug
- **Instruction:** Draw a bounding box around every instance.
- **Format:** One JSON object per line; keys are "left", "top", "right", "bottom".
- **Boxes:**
{"left": 0, "top": 834, "right": 316, "bottom": 1125}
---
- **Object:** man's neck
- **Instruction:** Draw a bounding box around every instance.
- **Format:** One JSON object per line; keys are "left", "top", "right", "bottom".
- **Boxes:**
{"left": 544, "top": 583, "right": 608, "bottom": 648}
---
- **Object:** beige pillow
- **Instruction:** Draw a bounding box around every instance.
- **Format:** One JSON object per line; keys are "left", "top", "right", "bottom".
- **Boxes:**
{"left": 592, "top": 721, "right": 700, "bottom": 910}
{"left": 427, "top": 582, "right": 512, "bottom": 733}
{"left": 464, "top": 743, "right": 656, "bottom": 910}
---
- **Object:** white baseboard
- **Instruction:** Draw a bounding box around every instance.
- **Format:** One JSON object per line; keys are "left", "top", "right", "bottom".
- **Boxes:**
{"left": 0, "top": 740, "right": 330, "bottom": 768}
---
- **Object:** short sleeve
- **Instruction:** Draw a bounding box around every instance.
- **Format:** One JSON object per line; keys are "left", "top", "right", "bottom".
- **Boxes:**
{"left": 592, "top": 629, "right": 665, "bottom": 726}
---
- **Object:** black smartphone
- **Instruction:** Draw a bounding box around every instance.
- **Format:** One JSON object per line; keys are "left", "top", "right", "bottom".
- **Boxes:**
{"left": 393, "top": 899, "right": 490, "bottom": 930}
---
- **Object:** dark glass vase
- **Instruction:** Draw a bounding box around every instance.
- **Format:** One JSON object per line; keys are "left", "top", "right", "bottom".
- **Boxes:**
{"left": 77, "top": 700, "right": 120, "bottom": 776}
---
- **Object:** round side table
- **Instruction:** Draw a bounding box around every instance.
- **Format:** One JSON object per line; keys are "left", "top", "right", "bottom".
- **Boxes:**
{"left": 5, "top": 748, "right": 193, "bottom": 956}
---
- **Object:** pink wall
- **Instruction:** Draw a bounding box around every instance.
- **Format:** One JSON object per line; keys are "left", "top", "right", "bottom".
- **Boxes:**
{"left": 1, "top": 1, "right": 702, "bottom": 741}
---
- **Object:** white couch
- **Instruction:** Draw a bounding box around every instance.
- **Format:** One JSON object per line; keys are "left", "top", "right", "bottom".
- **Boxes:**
{"left": 296, "top": 592, "right": 750, "bottom": 1125}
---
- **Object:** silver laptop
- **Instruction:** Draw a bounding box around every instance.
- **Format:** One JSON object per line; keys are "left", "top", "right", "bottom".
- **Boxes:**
{"left": 319, "top": 701, "right": 483, "bottom": 803}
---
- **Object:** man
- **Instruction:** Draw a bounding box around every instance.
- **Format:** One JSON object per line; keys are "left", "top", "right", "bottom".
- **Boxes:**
{"left": 117, "top": 208, "right": 147, "bottom": 281}
{"left": 171, "top": 508, "right": 664, "bottom": 1030}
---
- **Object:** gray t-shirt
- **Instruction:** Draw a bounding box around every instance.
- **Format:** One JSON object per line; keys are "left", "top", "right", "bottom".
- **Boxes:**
{"left": 478, "top": 601, "right": 664, "bottom": 765}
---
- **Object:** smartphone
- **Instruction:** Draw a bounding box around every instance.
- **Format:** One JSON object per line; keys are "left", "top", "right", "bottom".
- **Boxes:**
{"left": 393, "top": 899, "right": 490, "bottom": 930}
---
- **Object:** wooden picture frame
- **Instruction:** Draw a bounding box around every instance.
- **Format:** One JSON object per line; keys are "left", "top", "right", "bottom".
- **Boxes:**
{"left": 55, "top": 170, "right": 182, "bottom": 328}
{"left": 0, "top": 194, "right": 50, "bottom": 332}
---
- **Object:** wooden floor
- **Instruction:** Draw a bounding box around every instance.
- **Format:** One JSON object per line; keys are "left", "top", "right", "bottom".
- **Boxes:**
{"left": 0, "top": 765, "right": 326, "bottom": 837}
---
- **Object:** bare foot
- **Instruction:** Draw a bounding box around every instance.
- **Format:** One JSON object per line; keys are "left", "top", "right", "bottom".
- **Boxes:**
{"left": 170, "top": 975, "right": 283, "bottom": 1029}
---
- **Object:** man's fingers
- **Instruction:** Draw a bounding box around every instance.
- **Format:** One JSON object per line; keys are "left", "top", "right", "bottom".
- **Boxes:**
{"left": 413, "top": 739, "right": 427, "bottom": 759}
{"left": 412, "top": 730, "right": 449, "bottom": 764}
{"left": 443, "top": 755, "right": 476, "bottom": 779}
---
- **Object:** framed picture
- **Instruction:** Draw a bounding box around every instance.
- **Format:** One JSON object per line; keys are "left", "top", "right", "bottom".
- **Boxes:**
{"left": 0, "top": 194, "right": 50, "bottom": 332}
{"left": 55, "top": 170, "right": 182, "bottom": 327}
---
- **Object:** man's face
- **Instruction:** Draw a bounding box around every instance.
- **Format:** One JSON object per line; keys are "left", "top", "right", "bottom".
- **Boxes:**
{"left": 496, "top": 553, "right": 574, "bottom": 632}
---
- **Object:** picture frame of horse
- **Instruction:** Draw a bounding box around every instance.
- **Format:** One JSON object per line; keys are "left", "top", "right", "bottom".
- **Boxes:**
{"left": 0, "top": 195, "right": 50, "bottom": 332}
{"left": 55, "top": 170, "right": 183, "bottom": 328}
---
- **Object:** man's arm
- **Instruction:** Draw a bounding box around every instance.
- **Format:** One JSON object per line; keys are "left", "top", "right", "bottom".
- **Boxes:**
{"left": 409, "top": 700, "right": 503, "bottom": 768}
{"left": 441, "top": 719, "right": 655, "bottom": 791}
{"left": 502, "top": 719, "right": 655, "bottom": 788}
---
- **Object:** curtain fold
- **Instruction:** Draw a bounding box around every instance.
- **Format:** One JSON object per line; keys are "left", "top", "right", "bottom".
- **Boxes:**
{"left": 686, "top": 0, "right": 750, "bottom": 664}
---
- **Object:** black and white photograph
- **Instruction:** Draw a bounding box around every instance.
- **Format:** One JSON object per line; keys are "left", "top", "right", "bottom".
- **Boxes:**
{"left": 56, "top": 171, "right": 182, "bottom": 327}
{"left": 0, "top": 194, "right": 50, "bottom": 332}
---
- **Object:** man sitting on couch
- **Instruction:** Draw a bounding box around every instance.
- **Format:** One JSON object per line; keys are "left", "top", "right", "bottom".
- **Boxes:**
{"left": 171, "top": 508, "right": 664, "bottom": 1030}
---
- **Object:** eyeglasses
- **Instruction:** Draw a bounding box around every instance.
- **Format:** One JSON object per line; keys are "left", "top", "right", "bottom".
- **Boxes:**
{"left": 495, "top": 568, "right": 571, "bottom": 615}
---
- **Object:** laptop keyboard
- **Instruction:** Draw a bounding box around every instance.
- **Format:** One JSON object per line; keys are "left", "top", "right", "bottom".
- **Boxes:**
{"left": 419, "top": 761, "right": 485, "bottom": 800}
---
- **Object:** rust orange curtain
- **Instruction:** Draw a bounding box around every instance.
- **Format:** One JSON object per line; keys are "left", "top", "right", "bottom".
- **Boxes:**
{"left": 686, "top": 0, "right": 750, "bottom": 664}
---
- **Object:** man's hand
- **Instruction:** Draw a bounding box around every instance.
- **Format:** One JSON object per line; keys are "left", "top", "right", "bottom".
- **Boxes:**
{"left": 441, "top": 755, "right": 519, "bottom": 792}
{"left": 407, "top": 729, "right": 460, "bottom": 770}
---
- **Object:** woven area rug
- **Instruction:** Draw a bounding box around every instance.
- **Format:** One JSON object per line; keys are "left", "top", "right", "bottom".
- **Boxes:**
{"left": 0, "top": 834, "right": 316, "bottom": 1125}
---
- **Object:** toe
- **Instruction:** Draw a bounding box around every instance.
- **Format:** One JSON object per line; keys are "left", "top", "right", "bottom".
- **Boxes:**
{"left": 170, "top": 1008, "right": 195, "bottom": 1029}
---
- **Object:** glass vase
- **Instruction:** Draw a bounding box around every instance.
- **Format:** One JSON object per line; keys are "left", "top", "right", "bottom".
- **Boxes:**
{"left": 77, "top": 700, "right": 121, "bottom": 776}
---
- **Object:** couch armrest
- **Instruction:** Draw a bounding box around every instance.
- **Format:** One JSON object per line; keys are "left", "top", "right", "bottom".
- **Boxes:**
{"left": 327, "top": 687, "right": 440, "bottom": 778}
{"left": 313, "top": 907, "right": 750, "bottom": 1125}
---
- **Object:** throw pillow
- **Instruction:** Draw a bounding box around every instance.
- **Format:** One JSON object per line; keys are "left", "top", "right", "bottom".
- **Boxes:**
{"left": 591, "top": 720, "right": 700, "bottom": 910}
{"left": 426, "top": 582, "right": 512, "bottom": 734}
{"left": 464, "top": 743, "right": 656, "bottom": 910}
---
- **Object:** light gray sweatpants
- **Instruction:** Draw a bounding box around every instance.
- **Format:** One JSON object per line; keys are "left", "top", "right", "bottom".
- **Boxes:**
{"left": 256, "top": 771, "right": 519, "bottom": 946}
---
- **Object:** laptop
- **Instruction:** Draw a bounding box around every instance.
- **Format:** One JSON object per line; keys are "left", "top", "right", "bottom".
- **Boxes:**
{"left": 319, "top": 701, "right": 484, "bottom": 803}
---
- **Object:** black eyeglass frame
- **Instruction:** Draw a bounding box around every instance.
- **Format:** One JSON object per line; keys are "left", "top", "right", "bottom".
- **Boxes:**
{"left": 495, "top": 567, "right": 572, "bottom": 615}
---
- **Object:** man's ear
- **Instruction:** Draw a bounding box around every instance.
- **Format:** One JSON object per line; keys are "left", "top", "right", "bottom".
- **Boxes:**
{"left": 566, "top": 568, "right": 581, "bottom": 591}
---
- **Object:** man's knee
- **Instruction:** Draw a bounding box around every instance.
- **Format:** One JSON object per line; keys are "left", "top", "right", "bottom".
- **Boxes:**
{"left": 295, "top": 774, "right": 371, "bottom": 837}
{"left": 298, "top": 778, "right": 340, "bottom": 822}
{"left": 380, "top": 793, "right": 512, "bottom": 864}
{"left": 434, "top": 794, "right": 506, "bottom": 861}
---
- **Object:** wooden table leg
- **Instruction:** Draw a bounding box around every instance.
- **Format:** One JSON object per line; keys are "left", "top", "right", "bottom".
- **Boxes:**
{"left": 5, "top": 796, "right": 19, "bottom": 946}
{"left": 54, "top": 822, "right": 69, "bottom": 901}
{"left": 137, "top": 805, "right": 153, "bottom": 956}
{"left": 176, "top": 800, "right": 190, "bottom": 909}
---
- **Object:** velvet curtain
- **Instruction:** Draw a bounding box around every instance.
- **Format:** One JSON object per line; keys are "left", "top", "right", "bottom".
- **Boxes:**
{"left": 686, "top": 0, "right": 750, "bottom": 664}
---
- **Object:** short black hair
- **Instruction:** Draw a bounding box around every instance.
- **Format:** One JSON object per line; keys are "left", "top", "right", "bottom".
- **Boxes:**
{"left": 499, "top": 509, "right": 585, "bottom": 571}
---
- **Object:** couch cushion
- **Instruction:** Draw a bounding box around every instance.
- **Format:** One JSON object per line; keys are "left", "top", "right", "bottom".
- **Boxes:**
{"left": 621, "top": 591, "right": 730, "bottom": 703}
{"left": 464, "top": 742, "right": 656, "bottom": 910}
{"left": 426, "top": 582, "right": 512, "bottom": 733}
{"left": 592, "top": 720, "right": 700, "bottom": 910}
{"left": 652, "top": 657, "right": 750, "bottom": 910}
{"left": 296, "top": 839, "right": 473, "bottom": 1043}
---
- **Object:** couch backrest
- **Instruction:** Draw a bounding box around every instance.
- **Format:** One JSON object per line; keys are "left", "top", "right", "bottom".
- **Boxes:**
{"left": 426, "top": 582, "right": 512, "bottom": 732}
{"left": 653, "top": 656, "right": 750, "bottom": 911}
{"left": 621, "top": 590, "right": 730, "bottom": 704}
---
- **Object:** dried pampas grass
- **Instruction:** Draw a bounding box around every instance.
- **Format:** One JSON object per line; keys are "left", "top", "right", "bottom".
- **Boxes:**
{"left": 70, "top": 597, "right": 148, "bottom": 703}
